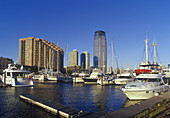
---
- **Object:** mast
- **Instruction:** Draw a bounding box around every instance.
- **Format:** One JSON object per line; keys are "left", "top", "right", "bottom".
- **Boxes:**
{"left": 111, "top": 40, "right": 114, "bottom": 72}
{"left": 108, "top": 45, "right": 110, "bottom": 72}
{"left": 57, "top": 42, "right": 59, "bottom": 75}
{"left": 153, "top": 39, "right": 157, "bottom": 65}
{"left": 145, "top": 33, "right": 149, "bottom": 64}
{"left": 66, "top": 43, "right": 68, "bottom": 74}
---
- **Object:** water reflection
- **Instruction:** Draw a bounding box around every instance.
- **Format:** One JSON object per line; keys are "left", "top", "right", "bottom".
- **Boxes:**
{"left": 0, "top": 81, "right": 127, "bottom": 117}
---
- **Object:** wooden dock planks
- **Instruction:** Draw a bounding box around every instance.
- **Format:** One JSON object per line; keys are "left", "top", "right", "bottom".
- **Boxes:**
{"left": 19, "top": 94, "right": 83, "bottom": 118}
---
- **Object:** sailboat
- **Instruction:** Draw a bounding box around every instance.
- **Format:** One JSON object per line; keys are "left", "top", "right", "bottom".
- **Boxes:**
{"left": 57, "top": 43, "right": 73, "bottom": 82}
{"left": 47, "top": 50, "right": 58, "bottom": 81}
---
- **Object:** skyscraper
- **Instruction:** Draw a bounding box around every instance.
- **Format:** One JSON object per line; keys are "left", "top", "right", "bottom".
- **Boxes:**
{"left": 69, "top": 49, "right": 78, "bottom": 67}
{"left": 18, "top": 37, "right": 64, "bottom": 72}
{"left": 93, "top": 30, "right": 107, "bottom": 73}
{"left": 80, "top": 53, "right": 85, "bottom": 70}
{"left": 80, "top": 51, "right": 90, "bottom": 71}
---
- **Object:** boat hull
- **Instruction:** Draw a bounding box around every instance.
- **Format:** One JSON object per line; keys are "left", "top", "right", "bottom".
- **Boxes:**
{"left": 58, "top": 77, "right": 73, "bottom": 83}
{"left": 113, "top": 78, "right": 133, "bottom": 85}
{"left": 122, "top": 86, "right": 169, "bottom": 100}
{"left": 3, "top": 77, "right": 34, "bottom": 87}
{"left": 83, "top": 78, "right": 98, "bottom": 84}
{"left": 73, "top": 77, "right": 84, "bottom": 83}
{"left": 97, "top": 79, "right": 113, "bottom": 85}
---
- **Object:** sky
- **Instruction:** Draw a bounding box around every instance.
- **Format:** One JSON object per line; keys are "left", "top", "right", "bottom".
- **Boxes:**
{"left": 1, "top": 0, "right": 170, "bottom": 69}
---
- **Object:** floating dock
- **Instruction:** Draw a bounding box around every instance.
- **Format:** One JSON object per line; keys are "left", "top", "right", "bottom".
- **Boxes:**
{"left": 19, "top": 94, "right": 87, "bottom": 118}
{"left": 20, "top": 90, "right": 170, "bottom": 118}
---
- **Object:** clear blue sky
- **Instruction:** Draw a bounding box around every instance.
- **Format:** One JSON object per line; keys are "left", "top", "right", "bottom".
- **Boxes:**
{"left": 1, "top": 0, "right": 170, "bottom": 69}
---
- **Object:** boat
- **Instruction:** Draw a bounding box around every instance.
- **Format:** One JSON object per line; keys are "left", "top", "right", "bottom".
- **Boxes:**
{"left": 2, "top": 64, "right": 34, "bottom": 87}
{"left": 134, "top": 34, "right": 161, "bottom": 75}
{"left": 163, "top": 68, "right": 170, "bottom": 78}
{"left": 73, "top": 72, "right": 89, "bottom": 83}
{"left": 121, "top": 73, "right": 169, "bottom": 100}
{"left": 97, "top": 76, "right": 114, "bottom": 85}
{"left": 58, "top": 75, "right": 73, "bottom": 82}
{"left": 83, "top": 68, "right": 101, "bottom": 84}
{"left": 113, "top": 69, "right": 134, "bottom": 85}
{"left": 113, "top": 74, "right": 134, "bottom": 85}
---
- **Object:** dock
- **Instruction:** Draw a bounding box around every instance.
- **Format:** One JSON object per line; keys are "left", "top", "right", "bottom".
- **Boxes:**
{"left": 20, "top": 90, "right": 170, "bottom": 118}
{"left": 19, "top": 94, "right": 87, "bottom": 118}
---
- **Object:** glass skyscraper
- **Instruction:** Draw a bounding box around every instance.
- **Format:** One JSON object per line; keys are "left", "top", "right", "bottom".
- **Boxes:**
{"left": 93, "top": 30, "right": 107, "bottom": 73}
{"left": 80, "top": 51, "right": 90, "bottom": 71}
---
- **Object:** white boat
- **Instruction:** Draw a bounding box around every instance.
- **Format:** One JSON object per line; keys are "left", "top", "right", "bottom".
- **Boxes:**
{"left": 113, "top": 73, "right": 134, "bottom": 85}
{"left": 58, "top": 75, "right": 73, "bottom": 82}
{"left": 121, "top": 73, "right": 169, "bottom": 100}
{"left": 97, "top": 76, "right": 114, "bottom": 85}
{"left": 113, "top": 68, "right": 134, "bottom": 85}
{"left": 73, "top": 72, "right": 89, "bottom": 83}
{"left": 163, "top": 68, "right": 170, "bottom": 78}
{"left": 83, "top": 68, "right": 100, "bottom": 84}
{"left": 2, "top": 64, "right": 34, "bottom": 87}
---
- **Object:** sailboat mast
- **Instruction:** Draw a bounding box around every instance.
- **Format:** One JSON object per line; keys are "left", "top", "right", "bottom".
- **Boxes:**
{"left": 111, "top": 40, "right": 114, "bottom": 72}
{"left": 57, "top": 42, "right": 59, "bottom": 74}
{"left": 145, "top": 33, "right": 149, "bottom": 64}
{"left": 66, "top": 43, "right": 68, "bottom": 74}
{"left": 153, "top": 40, "right": 157, "bottom": 65}
{"left": 108, "top": 45, "right": 110, "bottom": 72}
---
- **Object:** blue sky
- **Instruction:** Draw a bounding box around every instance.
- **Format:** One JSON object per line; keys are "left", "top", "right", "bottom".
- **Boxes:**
{"left": 1, "top": 0, "right": 170, "bottom": 69}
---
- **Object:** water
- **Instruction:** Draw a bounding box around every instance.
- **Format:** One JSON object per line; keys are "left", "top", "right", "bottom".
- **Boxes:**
{"left": 0, "top": 81, "right": 127, "bottom": 117}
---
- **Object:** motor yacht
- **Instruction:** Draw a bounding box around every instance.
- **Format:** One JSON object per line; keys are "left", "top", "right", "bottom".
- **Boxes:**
{"left": 2, "top": 64, "right": 34, "bottom": 87}
{"left": 73, "top": 72, "right": 89, "bottom": 83}
{"left": 113, "top": 73, "right": 134, "bottom": 85}
{"left": 121, "top": 73, "right": 169, "bottom": 100}
{"left": 83, "top": 68, "right": 101, "bottom": 84}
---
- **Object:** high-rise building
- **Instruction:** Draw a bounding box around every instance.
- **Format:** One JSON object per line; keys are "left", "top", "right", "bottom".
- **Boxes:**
{"left": 93, "top": 30, "right": 107, "bottom": 73}
{"left": 80, "top": 53, "right": 85, "bottom": 70}
{"left": 18, "top": 37, "right": 64, "bottom": 72}
{"left": 69, "top": 49, "right": 78, "bottom": 67}
{"left": 80, "top": 51, "right": 90, "bottom": 71}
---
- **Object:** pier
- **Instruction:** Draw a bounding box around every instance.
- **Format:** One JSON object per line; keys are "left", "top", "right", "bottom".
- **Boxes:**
{"left": 20, "top": 90, "right": 170, "bottom": 118}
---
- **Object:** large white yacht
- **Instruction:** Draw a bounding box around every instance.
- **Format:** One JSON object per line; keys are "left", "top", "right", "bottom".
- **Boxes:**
{"left": 2, "top": 64, "right": 34, "bottom": 87}
{"left": 83, "top": 68, "right": 100, "bottom": 84}
{"left": 121, "top": 73, "right": 169, "bottom": 100}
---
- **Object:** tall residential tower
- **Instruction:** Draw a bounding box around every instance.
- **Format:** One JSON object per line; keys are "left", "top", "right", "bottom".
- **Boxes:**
{"left": 93, "top": 30, "right": 107, "bottom": 73}
{"left": 18, "top": 37, "right": 64, "bottom": 72}
{"left": 69, "top": 49, "right": 78, "bottom": 67}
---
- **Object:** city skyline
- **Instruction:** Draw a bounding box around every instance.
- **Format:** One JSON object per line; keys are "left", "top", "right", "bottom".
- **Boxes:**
{"left": 1, "top": 0, "right": 170, "bottom": 69}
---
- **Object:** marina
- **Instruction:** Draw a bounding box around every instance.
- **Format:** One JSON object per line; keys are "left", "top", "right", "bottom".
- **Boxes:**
{"left": 0, "top": 81, "right": 127, "bottom": 117}
{"left": 1, "top": 1, "right": 170, "bottom": 117}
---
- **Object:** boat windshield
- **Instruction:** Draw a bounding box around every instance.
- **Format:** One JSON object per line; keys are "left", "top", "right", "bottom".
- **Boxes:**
{"left": 118, "top": 76, "right": 132, "bottom": 78}
{"left": 12, "top": 72, "right": 30, "bottom": 78}
{"left": 135, "top": 78, "right": 161, "bottom": 82}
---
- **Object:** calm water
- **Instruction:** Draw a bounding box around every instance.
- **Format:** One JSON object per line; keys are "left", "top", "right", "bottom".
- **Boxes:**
{"left": 0, "top": 81, "right": 127, "bottom": 118}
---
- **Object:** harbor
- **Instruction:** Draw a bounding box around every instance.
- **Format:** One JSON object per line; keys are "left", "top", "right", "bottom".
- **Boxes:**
{"left": 0, "top": 81, "right": 126, "bottom": 117}
{"left": 1, "top": 1, "right": 170, "bottom": 117}
{"left": 0, "top": 80, "right": 169, "bottom": 118}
